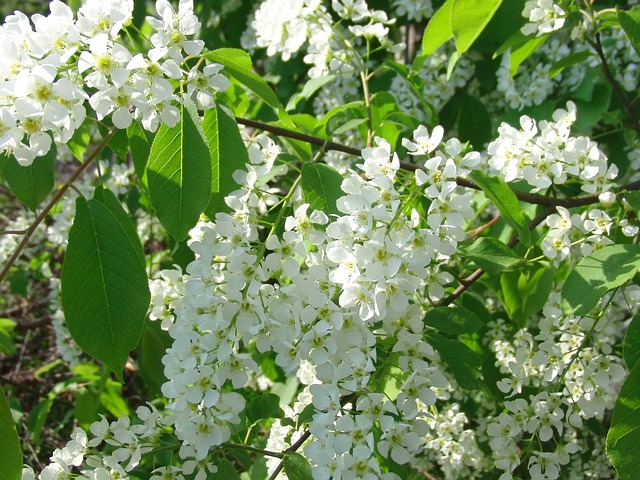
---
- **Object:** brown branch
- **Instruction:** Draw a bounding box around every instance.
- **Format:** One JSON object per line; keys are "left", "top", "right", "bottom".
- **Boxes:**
{"left": 234, "top": 117, "right": 640, "bottom": 209}
{"left": 235, "top": 116, "right": 362, "bottom": 156}
{"left": 0, "top": 129, "right": 117, "bottom": 286}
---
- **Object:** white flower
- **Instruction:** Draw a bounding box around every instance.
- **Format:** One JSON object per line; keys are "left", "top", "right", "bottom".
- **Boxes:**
{"left": 147, "top": 0, "right": 204, "bottom": 61}
{"left": 521, "top": 0, "right": 566, "bottom": 37}
{"left": 402, "top": 125, "right": 444, "bottom": 156}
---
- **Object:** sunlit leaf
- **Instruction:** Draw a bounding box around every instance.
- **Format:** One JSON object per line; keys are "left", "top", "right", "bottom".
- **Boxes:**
{"left": 147, "top": 96, "right": 211, "bottom": 241}
{"left": 562, "top": 244, "right": 640, "bottom": 316}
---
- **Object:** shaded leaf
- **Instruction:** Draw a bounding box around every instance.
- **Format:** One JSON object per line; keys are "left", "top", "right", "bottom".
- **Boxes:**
{"left": 606, "top": 361, "right": 640, "bottom": 479}
{"left": 501, "top": 265, "right": 553, "bottom": 328}
{"left": 0, "top": 385, "right": 22, "bottom": 480}
{"left": 202, "top": 104, "right": 249, "bottom": 217}
{"left": 61, "top": 188, "right": 149, "bottom": 380}
{"left": 127, "top": 121, "right": 155, "bottom": 185}
{"left": 624, "top": 310, "right": 640, "bottom": 370}
{"left": 0, "top": 143, "right": 56, "bottom": 211}
{"left": 562, "top": 245, "right": 640, "bottom": 316}
{"left": 212, "top": 459, "right": 241, "bottom": 480}
{"left": 618, "top": 7, "right": 640, "bottom": 57}
{"left": 283, "top": 452, "right": 313, "bottom": 480}
{"left": 245, "top": 393, "right": 285, "bottom": 425}
{"left": 469, "top": 170, "right": 531, "bottom": 245}
{"left": 301, "top": 163, "right": 344, "bottom": 217}
{"left": 460, "top": 237, "right": 523, "bottom": 274}
{"left": 147, "top": 97, "right": 211, "bottom": 241}
{"left": 423, "top": 306, "right": 483, "bottom": 335}
{"left": 425, "top": 332, "right": 482, "bottom": 390}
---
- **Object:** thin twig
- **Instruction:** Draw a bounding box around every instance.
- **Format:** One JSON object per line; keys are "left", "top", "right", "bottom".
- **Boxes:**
{"left": 0, "top": 129, "right": 117, "bottom": 286}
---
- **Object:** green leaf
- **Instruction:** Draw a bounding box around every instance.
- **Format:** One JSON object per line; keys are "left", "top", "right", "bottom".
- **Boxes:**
{"left": 322, "top": 102, "right": 367, "bottom": 136}
{"left": 0, "top": 385, "right": 22, "bottom": 480}
{"left": 147, "top": 97, "right": 212, "bottom": 241}
{"left": 301, "top": 163, "right": 344, "bottom": 217}
{"left": 383, "top": 61, "right": 436, "bottom": 125}
{"left": 244, "top": 393, "right": 285, "bottom": 425}
{"left": 127, "top": 121, "right": 155, "bottom": 186}
{"left": 460, "top": 237, "right": 523, "bottom": 274}
{"left": 205, "top": 48, "right": 281, "bottom": 109}
{"left": 423, "top": 306, "right": 483, "bottom": 335}
{"left": 562, "top": 244, "right": 640, "bottom": 316}
{"left": 500, "top": 265, "right": 553, "bottom": 328}
{"left": 286, "top": 74, "right": 337, "bottom": 111}
{"left": 425, "top": 332, "right": 481, "bottom": 390}
{"left": 624, "top": 310, "right": 640, "bottom": 370}
{"left": 624, "top": 191, "right": 640, "bottom": 211}
{"left": 451, "top": 0, "right": 504, "bottom": 55}
{"left": 212, "top": 459, "right": 241, "bottom": 480}
{"left": 469, "top": 170, "right": 531, "bottom": 245}
{"left": 61, "top": 188, "right": 149, "bottom": 380}
{"left": 494, "top": 29, "right": 529, "bottom": 58}
{"left": 606, "top": 361, "right": 640, "bottom": 479}
{"left": 618, "top": 7, "right": 640, "bottom": 57}
{"left": 202, "top": 104, "right": 249, "bottom": 218}
{"left": 0, "top": 319, "right": 17, "bottom": 356}
{"left": 137, "top": 321, "right": 172, "bottom": 395}
{"left": 67, "top": 121, "right": 93, "bottom": 162}
{"left": 0, "top": 143, "right": 56, "bottom": 211}
{"left": 440, "top": 92, "right": 492, "bottom": 149}
{"left": 549, "top": 51, "right": 593, "bottom": 78}
{"left": 283, "top": 452, "right": 313, "bottom": 480}
{"left": 413, "top": 0, "right": 453, "bottom": 69}
{"left": 509, "top": 34, "right": 548, "bottom": 77}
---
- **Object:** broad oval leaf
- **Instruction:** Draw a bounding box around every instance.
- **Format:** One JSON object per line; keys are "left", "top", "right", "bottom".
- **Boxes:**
{"left": 212, "top": 459, "right": 241, "bottom": 480}
{"left": 205, "top": 48, "right": 281, "bottom": 110}
{"left": 0, "top": 385, "right": 21, "bottom": 480}
{"left": 147, "top": 97, "right": 212, "bottom": 241}
{"left": 202, "top": 104, "right": 249, "bottom": 218}
{"left": 127, "top": 121, "right": 155, "bottom": 186}
{"left": 500, "top": 265, "right": 553, "bottom": 328}
{"left": 423, "top": 306, "right": 482, "bottom": 335}
{"left": 413, "top": 0, "right": 453, "bottom": 70}
{"left": 606, "top": 361, "right": 640, "bottom": 480}
{"left": 469, "top": 170, "right": 531, "bottom": 245}
{"left": 245, "top": 393, "right": 285, "bottom": 425}
{"left": 618, "top": 8, "right": 640, "bottom": 58}
{"left": 61, "top": 188, "right": 149, "bottom": 380}
{"left": 561, "top": 244, "right": 640, "bottom": 316}
{"left": 283, "top": 452, "right": 313, "bottom": 480}
{"left": 460, "top": 237, "right": 523, "bottom": 274}
{"left": 624, "top": 310, "right": 640, "bottom": 370}
{"left": 301, "top": 163, "right": 344, "bottom": 217}
{"left": 425, "top": 332, "right": 481, "bottom": 390}
{"left": 451, "top": 0, "right": 504, "bottom": 55}
{"left": 0, "top": 143, "right": 56, "bottom": 211}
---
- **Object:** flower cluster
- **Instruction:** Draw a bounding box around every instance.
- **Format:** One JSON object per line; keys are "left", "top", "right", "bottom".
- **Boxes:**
{"left": 0, "top": 0, "right": 227, "bottom": 166}
{"left": 242, "top": 0, "right": 403, "bottom": 78}
{"left": 483, "top": 287, "right": 629, "bottom": 479}
{"left": 486, "top": 102, "right": 617, "bottom": 199}
{"left": 521, "top": 0, "right": 566, "bottom": 36}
